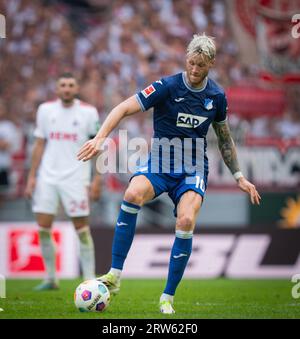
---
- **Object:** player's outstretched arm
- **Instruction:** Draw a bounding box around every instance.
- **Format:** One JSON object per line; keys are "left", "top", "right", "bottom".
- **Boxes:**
{"left": 77, "top": 95, "right": 141, "bottom": 162}
{"left": 212, "top": 121, "right": 261, "bottom": 205}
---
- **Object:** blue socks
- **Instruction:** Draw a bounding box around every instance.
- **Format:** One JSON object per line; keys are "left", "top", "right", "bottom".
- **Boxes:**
{"left": 164, "top": 230, "right": 193, "bottom": 296}
{"left": 111, "top": 200, "right": 140, "bottom": 270}
{"left": 111, "top": 200, "right": 192, "bottom": 298}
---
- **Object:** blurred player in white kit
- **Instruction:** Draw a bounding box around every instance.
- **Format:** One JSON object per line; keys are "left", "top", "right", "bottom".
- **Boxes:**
{"left": 25, "top": 73, "right": 101, "bottom": 290}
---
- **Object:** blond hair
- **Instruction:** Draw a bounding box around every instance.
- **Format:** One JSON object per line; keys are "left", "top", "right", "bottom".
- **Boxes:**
{"left": 187, "top": 33, "right": 216, "bottom": 60}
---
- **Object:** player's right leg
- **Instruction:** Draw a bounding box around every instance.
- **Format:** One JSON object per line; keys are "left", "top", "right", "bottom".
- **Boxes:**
{"left": 32, "top": 179, "right": 59, "bottom": 290}
{"left": 160, "top": 190, "right": 203, "bottom": 314}
{"left": 33, "top": 213, "right": 59, "bottom": 291}
{"left": 98, "top": 175, "right": 156, "bottom": 295}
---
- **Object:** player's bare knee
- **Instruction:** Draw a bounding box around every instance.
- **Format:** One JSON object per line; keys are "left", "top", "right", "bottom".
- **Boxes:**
{"left": 176, "top": 215, "right": 194, "bottom": 231}
{"left": 123, "top": 188, "right": 144, "bottom": 206}
{"left": 36, "top": 214, "right": 53, "bottom": 228}
{"left": 72, "top": 216, "right": 89, "bottom": 230}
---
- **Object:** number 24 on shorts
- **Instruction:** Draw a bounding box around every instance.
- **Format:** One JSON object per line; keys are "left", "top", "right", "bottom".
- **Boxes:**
{"left": 70, "top": 200, "right": 88, "bottom": 213}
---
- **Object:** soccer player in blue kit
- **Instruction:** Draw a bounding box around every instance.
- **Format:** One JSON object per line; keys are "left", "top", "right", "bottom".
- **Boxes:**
{"left": 78, "top": 34, "right": 261, "bottom": 314}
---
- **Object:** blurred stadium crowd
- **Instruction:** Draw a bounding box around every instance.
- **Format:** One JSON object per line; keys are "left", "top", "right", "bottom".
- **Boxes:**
{"left": 0, "top": 0, "right": 299, "bottom": 199}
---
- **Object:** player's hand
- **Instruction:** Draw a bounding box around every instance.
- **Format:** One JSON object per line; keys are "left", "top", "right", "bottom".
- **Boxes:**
{"left": 25, "top": 176, "right": 36, "bottom": 199}
{"left": 77, "top": 137, "right": 103, "bottom": 162}
{"left": 237, "top": 177, "right": 261, "bottom": 205}
{"left": 89, "top": 175, "right": 101, "bottom": 201}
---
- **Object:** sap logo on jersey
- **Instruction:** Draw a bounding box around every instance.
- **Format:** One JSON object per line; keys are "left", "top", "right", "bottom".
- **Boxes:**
{"left": 176, "top": 113, "right": 208, "bottom": 128}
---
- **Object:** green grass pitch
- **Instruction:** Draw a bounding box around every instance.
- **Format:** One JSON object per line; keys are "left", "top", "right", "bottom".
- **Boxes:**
{"left": 0, "top": 279, "right": 299, "bottom": 319}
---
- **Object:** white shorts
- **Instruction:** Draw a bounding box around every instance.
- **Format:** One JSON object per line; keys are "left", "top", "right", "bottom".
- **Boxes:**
{"left": 32, "top": 179, "right": 90, "bottom": 217}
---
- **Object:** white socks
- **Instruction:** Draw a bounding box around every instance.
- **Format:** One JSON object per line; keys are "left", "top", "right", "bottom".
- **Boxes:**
{"left": 160, "top": 293, "right": 174, "bottom": 304}
{"left": 39, "top": 226, "right": 95, "bottom": 281}
{"left": 38, "top": 227, "right": 56, "bottom": 282}
{"left": 109, "top": 268, "right": 122, "bottom": 280}
{"left": 77, "top": 226, "right": 96, "bottom": 280}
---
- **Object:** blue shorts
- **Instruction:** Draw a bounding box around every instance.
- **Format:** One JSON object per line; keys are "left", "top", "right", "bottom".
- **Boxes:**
{"left": 131, "top": 162, "right": 208, "bottom": 216}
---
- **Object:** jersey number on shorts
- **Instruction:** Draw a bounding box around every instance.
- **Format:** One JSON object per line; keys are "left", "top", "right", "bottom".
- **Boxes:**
{"left": 195, "top": 176, "right": 205, "bottom": 192}
{"left": 70, "top": 200, "right": 88, "bottom": 213}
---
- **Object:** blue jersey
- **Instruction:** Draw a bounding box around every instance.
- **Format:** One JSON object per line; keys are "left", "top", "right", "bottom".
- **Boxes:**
{"left": 135, "top": 72, "right": 228, "bottom": 176}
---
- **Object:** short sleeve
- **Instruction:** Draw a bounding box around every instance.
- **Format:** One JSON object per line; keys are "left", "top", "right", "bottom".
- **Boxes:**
{"left": 88, "top": 108, "right": 100, "bottom": 137}
{"left": 33, "top": 105, "right": 47, "bottom": 139}
{"left": 214, "top": 94, "right": 228, "bottom": 124}
{"left": 135, "top": 79, "right": 169, "bottom": 111}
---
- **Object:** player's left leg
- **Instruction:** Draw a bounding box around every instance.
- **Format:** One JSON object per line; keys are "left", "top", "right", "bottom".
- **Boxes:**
{"left": 60, "top": 182, "right": 95, "bottom": 280}
{"left": 72, "top": 216, "right": 96, "bottom": 280}
{"left": 160, "top": 190, "right": 202, "bottom": 314}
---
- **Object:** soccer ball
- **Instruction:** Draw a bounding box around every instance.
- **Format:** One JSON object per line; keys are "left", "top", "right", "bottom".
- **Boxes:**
{"left": 74, "top": 279, "right": 110, "bottom": 312}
